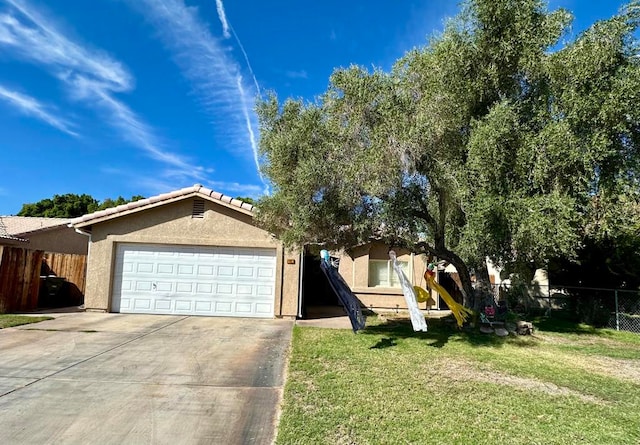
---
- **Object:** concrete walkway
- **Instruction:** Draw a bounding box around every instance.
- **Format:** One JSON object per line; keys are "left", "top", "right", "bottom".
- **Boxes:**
{"left": 296, "top": 306, "right": 454, "bottom": 329}
{"left": 0, "top": 313, "right": 293, "bottom": 445}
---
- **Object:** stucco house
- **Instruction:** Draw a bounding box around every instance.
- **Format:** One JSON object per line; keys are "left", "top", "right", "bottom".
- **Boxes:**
{"left": 68, "top": 184, "right": 448, "bottom": 320}
{"left": 0, "top": 216, "right": 88, "bottom": 254}
{"left": 305, "top": 242, "right": 440, "bottom": 312}
{"left": 69, "top": 185, "right": 301, "bottom": 318}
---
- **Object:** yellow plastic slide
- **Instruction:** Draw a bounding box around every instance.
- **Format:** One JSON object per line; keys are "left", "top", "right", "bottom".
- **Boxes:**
{"left": 414, "top": 274, "right": 473, "bottom": 327}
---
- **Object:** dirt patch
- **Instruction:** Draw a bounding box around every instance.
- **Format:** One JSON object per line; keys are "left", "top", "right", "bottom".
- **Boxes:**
{"left": 558, "top": 354, "right": 640, "bottom": 384}
{"left": 430, "top": 358, "right": 607, "bottom": 405}
{"left": 592, "top": 357, "right": 640, "bottom": 384}
{"left": 537, "top": 332, "right": 631, "bottom": 349}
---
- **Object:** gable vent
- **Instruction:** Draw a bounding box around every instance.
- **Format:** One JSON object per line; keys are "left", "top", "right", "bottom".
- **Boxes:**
{"left": 192, "top": 199, "right": 205, "bottom": 218}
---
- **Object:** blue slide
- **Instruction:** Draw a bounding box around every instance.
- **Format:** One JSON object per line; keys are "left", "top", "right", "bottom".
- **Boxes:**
{"left": 319, "top": 250, "right": 366, "bottom": 332}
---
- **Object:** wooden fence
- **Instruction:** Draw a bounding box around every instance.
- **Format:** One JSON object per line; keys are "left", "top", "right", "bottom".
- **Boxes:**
{"left": 42, "top": 252, "right": 87, "bottom": 295}
{"left": 0, "top": 246, "right": 43, "bottom": 312}
{"left": 0, "top": 246, "right": 87, "bottom": 313}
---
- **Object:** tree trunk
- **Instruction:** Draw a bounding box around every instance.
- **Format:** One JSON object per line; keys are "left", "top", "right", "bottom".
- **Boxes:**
{"left": 474, "top": 262, "right": 493, "bottom": 313}
{"left": 413, "top": 241, "right": 477, "bottom": 310}
{"left": 442, "top": 252, "right": 476, "bottom": 310}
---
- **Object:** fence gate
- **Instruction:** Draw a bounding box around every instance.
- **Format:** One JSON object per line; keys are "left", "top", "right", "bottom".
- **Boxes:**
{"left": 0, "top": 246, "right": 43, "bottom": 312}
{"left": 0, "top": 246, "right": 87, "bottom": 313}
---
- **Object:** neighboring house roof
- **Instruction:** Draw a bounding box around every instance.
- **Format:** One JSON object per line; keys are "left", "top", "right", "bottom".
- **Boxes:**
{"left": 69, "top": 184, "right": 255, "bottom": 229}
{"left": 0, "top": 216, "right": 72, "bottom": 237}
{"left": 0, "top": 217, "right": 28, "bottom": 242}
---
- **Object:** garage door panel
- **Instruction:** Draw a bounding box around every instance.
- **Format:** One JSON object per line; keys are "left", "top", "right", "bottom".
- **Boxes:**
{"left": 157, "top": 264, "right": 175, "bottom": 274}
{"left": 237, "top": 267, "right": 254, "bottom": 278}
{"left": 177, "top": 264, "right": 194, "bottom": 275}
{"left": 235, "top": 302, "right": 252, "bottom": 314}
{"left": 136, "top": 281, "right": 153, "bottom": 291}
{"left": 112, "top": 244, "right": 276, "bottom": 317}
{"left": 154, "top": 299, "right": 171, "bottom": 311}
{"left": 195, "top": 301, "right": 212, "bottom": 313}
{"left": 257, "top": 267, "right": 274, "bottom": 279}
{"left": 217, "top": 266, "right": 234, "bottom": 277}
{"left": 156, "top": 282, "right": 173, "bottom": 292}
{"left": 255, "top": 303, "right": 272, "bottom": 315}
{"left": 214, "top": 283, "right": 232, "bottom": 295}
{"left": 118, "top": 298, "right": 130, "bottom": 311}
{"left": 175, "top": 300, "right": 192, "bottom": 311}
{"left": 176, "top": 282, "right": 193, "bottom": 293}
{"left": 120, "top": 279, "right": 133, "bottom": 291}
{"left": 215, "top": 301, "right": 232, "bottom": 313}
{"left": 196, "top": 283, "right": 213, "bottom": 293}
{"left": 197, "top": 265, "right": 214, "bottom": 275}
{"left": 134, "top": 299, "right": 152, "bottom": 310}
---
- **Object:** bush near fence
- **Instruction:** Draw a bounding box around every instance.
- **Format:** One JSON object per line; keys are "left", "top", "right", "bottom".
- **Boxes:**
{"left": 490, "top": 282, "right": 640, "bottom": 334}
{"left": 0, "top": 246, "right": 86, "bottom": 313}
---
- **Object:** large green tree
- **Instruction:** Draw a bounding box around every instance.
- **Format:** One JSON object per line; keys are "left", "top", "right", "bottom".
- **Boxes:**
{"left": 256, "top": 0, "right": 640, "bottom": 309}
{"left": 18, "top": 194, "right": 145, "bottom": 218}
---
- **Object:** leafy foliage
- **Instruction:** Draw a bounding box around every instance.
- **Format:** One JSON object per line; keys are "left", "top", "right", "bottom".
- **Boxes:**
{"left": 257, "top": 0, "right": 640, "bottom": 307}
{"left": 234, "top": 196, "right": 257, "bottom": 206}
{"left": 17, "top": 194, "right": 145, "bottom": 218}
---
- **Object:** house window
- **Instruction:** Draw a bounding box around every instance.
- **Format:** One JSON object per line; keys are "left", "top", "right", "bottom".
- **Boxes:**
{"left": 368, "top": 259, "right": 409, "bottom": 288}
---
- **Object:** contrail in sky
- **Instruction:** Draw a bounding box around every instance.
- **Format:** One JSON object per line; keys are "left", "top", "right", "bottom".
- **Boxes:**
{"left": 129, "top": 0, "right": 265, "bottom": 183}
{"left": 230, "top": 26, "right": 260, "bottom": 95}
{"left": 214, "top": 0, "right": 230, "bottom": 38}
{"left": 214, "top": 0, "right": 260, "bottom": 95}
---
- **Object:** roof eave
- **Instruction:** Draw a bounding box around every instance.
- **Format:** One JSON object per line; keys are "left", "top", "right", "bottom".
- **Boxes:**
{"left": 70, "top": 190, "right": 255, "bottom": 229}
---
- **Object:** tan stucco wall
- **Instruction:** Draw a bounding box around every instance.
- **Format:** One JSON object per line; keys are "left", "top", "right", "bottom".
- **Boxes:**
{"left": 82, "top": 198, "right": 299, "bottom": 317}
{"left": 337, "top": 242, "right": 440, "bottom": 311}
{"left": 280, "top": 248, "right": 302, "bottom": 318}
{"left": 24, "top": 228, "right": 89, "bottom": 255}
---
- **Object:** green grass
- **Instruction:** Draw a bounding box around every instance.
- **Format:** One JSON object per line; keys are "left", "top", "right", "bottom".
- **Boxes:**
{"left": 277, "top": 316, "right": 640, "bottom": 445}
{"left": 0, "top": 314, "right": 53, "bottom": 329}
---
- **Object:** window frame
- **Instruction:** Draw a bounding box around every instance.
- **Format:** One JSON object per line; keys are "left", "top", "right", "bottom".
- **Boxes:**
{"left": 368, "top": 259, "right": 409, "bottom": 288}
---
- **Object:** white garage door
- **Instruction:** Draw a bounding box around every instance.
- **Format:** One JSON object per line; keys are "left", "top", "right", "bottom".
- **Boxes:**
{"left": 112, "top": 244, "right": 277, "bottom": 317}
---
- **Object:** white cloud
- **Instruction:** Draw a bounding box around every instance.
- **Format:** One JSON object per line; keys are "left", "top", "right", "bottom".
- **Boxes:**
{"left": 125, "top": 0, "right": 263, "bottom": 181}
{"left": 0, "top": 2, "right": 132, "bottom": 92}
{"left": 214, "top": 0, "right": 230, "bottom": 39}
{"left": 0, "top": 0, "right": 209, "bottom": 181}
{"left": 209, "top": 181, "right": 263, "bottom": 197}
{"left": 0, "top": 84, "right": 78, "bottom": 136}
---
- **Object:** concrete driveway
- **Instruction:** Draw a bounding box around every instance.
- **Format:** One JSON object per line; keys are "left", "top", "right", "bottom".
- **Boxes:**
{"left": 0, "top": 312, "right": 293, "bottom": 444}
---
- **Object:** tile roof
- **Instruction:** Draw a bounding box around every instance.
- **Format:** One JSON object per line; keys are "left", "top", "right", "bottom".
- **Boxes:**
{"left": 0, "top": 216, "right": 70, "bottom": 237}
{"left": 69, "top": 184, "right": 256, "bottom": 228}
{"left": 0, "top": 217, "right": 27, "bottom": 242}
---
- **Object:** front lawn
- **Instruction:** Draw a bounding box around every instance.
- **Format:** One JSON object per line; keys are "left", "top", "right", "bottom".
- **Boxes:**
{"left": 277, "top": 316, "right": 640, "bottom": 444}
{"left": 0, "top": 314, "right": 53, "bottom": 329}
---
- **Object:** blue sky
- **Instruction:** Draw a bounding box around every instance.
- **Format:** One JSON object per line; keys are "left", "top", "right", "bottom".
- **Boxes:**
{"left": 0, "top": 0, "right": 630, "bottom": 215}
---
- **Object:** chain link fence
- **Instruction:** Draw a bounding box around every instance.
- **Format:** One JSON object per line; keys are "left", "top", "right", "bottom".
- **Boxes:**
{"left": 486, "top": 283, "right": 640, "bottom": 334}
